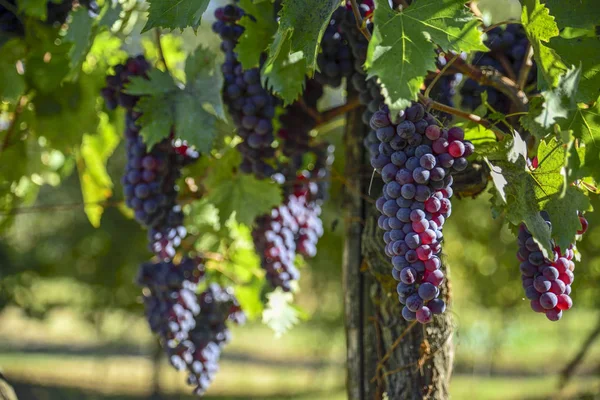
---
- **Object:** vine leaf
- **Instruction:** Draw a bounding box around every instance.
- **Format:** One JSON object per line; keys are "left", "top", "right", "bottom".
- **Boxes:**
{"left": 77, "top": 113, "right": 120, "bottom": 227}
{"left": 486, "top": 133, "right": 553, "bottom": 255}
{"left": 544, "top": 0, "right": 600, "bottom": 30}
{"left": 262, "top": 41, "right": 306, "bottom": 105}
{"left": 535, "top": 65, "right": 581, "bottom": 128}
{"left": 520, "top": 0, "right": 563, "bottom": 90}
{"left": 0, "top": 39, "right": 27, "bottom": 101}
{"left": 142, "top": 0, "right": 210, "bottom": 33}
{"left": 235, "top": 0, "right": 277, "bottom": 69}
{"left": 17, "top": 0, "right": 48, "bottom": 19}
{"left": 547, "top": 36, "right": 600, "bottom": 104}
{"left": 64, "top": 7, "right": 95, "bottom": 79}
{"left": 204, "top": 150, "right": 282, "bottom": 227}
{"left": 366, "top": 0, "right": 486, "bottom": 112}
{"left": 262, "top": 0, "right": 339, "bottom": 103}
{"left": 262, "top": 289, "right": 301, "bottom": 338}
{"left": 126, "top": 46, "right": 224, "bottom": 152}
{"left": 520, "top": 97, "right": 550, "bottom": 141}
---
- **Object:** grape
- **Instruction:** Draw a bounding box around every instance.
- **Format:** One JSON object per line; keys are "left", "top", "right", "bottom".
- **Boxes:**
{"left": 428, "top": 298, "right": 446, "bottom": 314}
{"left": 214, "top": 5, "right": 279, "bottom": 179}
{"left": 137, "top": 258, "right": 246, "bottom": 395}
{"left": 516, "top": 212, "right": 586, "bottom": 321}
{"left": 369, "top": 103, "right": 474, "bottom": 323}
{"left": 402, "top": 306, "right": 417, "bottom": 321}
{"left": 315, "top": 7, "right": 354, "bottom": 88}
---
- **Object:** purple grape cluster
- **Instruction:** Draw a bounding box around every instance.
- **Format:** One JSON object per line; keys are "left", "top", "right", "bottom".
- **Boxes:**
{"left": 315, "top": 7, "right": 354, "bottom": 88}
{"left": 0, "top": 0, "right": 98, "bottom": 36}
{"left": 460, "top": 25, "right": 537, "bottom": 114}
{"left": 339, "top": 0, "right": 383, "bottom": 126}
{"left": 424, "top": 53, "right": 464, "bottom": 121}
{"left": 369, "top": 103, "right": 474, "bottom": 324}
{"left": 213, "top": 5, "right": 279, "bottom": 179}
{"left": 137, "top": 259, "right": 245, "bottom": 396}
{"left": 518, "top": 213, "right": 588, "bottom": 322}
{"left": 101, "top": 57, "right": 199, "bottom": 260}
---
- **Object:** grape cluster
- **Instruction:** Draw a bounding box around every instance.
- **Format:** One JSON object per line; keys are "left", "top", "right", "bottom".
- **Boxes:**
{"left": 101, "top": 56, "right": 199, "bottom": 260}
{"left": 340, "top": 1, "right": 384, "bottom": 127}
{"left": 252, "top": 171, "right": 326, "bottom": 291}
{"left": 369, "top": 103, "right": 474, "bottom": 324}
{"left": 277, "top": 79, "right": 324, "bottom": 171}
{"left": 518, "top": 213, "right": 588, "bottom": 322}
{"left": 137, "top": 259, "right": 245, "bottom": 396}
{"left": 0, "top": 0, "right": 98, "bottom": 36}
{"left": 315, "top": 7, "right": 354, "bottom": 88}
{"left": 460, "top": 25, "right": 537, "bottom": 114}
{"left": 213, "top": 5, "right": 279, "bottom": 179}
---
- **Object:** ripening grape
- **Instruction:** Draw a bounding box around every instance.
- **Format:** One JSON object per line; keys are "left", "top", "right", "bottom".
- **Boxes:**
{"left": 370, "top": 102, "right": 474, "bottom": 323}
{"left": 516, "top": 211, "right": 588, "bottom": 321}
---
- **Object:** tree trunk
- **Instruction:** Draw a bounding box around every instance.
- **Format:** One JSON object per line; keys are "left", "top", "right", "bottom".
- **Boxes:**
{"left": 343, "top": 107, "right": 455, "bottom": 400}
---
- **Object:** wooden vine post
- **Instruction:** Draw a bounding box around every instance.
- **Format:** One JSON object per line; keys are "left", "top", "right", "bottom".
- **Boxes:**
{"left": 343, "top": 103, "right": 455, "bottom": 399}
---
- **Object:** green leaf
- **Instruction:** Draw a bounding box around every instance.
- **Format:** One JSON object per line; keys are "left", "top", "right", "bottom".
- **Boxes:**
{"left": 98, "top": 1, "right": 123, "bottom": 29}
{"left": 262, "top": 0, "right": 339, "bottom": 102}
{"left": 142, "top": 0, "right": 210, "bottom": 33}
{"left": 520, "top": 97, "right": 551, "bottom": 140}
{"left": 544, "top": 0, "right": 600, "bottom": 30}
{"left": 204, "top": 149, "right": 282, "bottom": 226}
{"left": 557, "top": 101, "right": 600, "bottom": 182}
{"left": 235, "top": 0, "right": 277, "bottom": 69}
{"left": 32, "top": 72, "right": 103, "bottom": 151}
{"left": 127, "top": 69, "right": 177, "bottom": 96}
{"left": 0, "top": 39, "right": 27, "bottom": 102}
{"left": 366, "top": 0, "right": 487, "bottom": 112}
{"left": 25, "top": 23, "right": 72, "bottom": 93}
{"left": 64, "top": 7, "right": 95, "bottom": 79}
{"left": 77, "top": 113, "right": 120, "bottom": 227}
{"left": 520, "top": 0, "right": 563, "bottom": 90}
{"left": 261, "top": 41, "right": 306, "bottom": 105}
{"left": 18, "top": 0, "right": 49, "bottom": 20}
{"left": 535, "top": 65, "right": 581, "bottom": 128}
{"left": 546, "top": 36, "right": 600, "bottom": 104}
{"left": 262, "top": 288, "right": 299, "bottom": 338}
{"left": 127, "top": 47, "right": 224, "bottom": 152}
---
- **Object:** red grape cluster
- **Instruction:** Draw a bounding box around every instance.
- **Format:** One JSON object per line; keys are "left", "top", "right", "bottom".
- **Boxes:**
{"left": 252, "top": 172, "right": 325, "bottom": 291}
{"left": 137, "top": 259, "right": 245, "bottom": 396}
{"left": 518, "top": 213, "right": 587, "bottom": 321}
{"left": 370, "top": 103, "right": 474, "bottom": 323}
{"left": 101, "top": 57, "right": 199, "bottom": 260}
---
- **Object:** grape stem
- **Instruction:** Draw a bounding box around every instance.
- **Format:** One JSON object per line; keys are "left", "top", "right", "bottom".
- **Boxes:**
{"left": 450, "top": 56, "right": 529, "bottom": 112}
{"left": 517, "top": 43, "right": 534, "bottom": 90}
{"left": 154, "top": 29, "right": 170, "bottom": 73}
{"left": 316, "top": 96, "right": 362, "bottom": 128}
{"left": 417, "top": 93, "right": 505, "bottom": 140}
{"left": 349, "top": 0, "right": 372, "bottom": 41}
{"left": 0, "top": 95, "right": 27, "bottom": 155}
{"left": 482, "top": 20, "right": 521, "bottom": 33}
{"left": 424, "top": 53, "right": 460, "bottom": 99}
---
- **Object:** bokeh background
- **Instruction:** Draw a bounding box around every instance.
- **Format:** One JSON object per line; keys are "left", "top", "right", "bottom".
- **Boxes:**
{"left": 1, "top": 0, "right": 600, "bottom": 399}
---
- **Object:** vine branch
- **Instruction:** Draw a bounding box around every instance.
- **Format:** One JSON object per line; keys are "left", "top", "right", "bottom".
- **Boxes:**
{"left": 154, "top": 28, "right": 170, "bottom": 73}
{"left": 349, "top": 0, "right": 372, "bottom": 41}
{"left": 316, "top": 96, "right": 362, "bottom": 127}
{"left": 417, "top": 93, "right": 505, "bottom": 140}
{"left": 450, "top": 57, "right": 528, "bottom": 112}
{"left": 517, "top": 43, "right": 534, "bottom": 90}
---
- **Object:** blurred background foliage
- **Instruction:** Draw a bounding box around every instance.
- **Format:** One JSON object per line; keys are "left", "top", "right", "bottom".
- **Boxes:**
{"left": 0, "top": 0, "right": 599, "bottom": 399}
